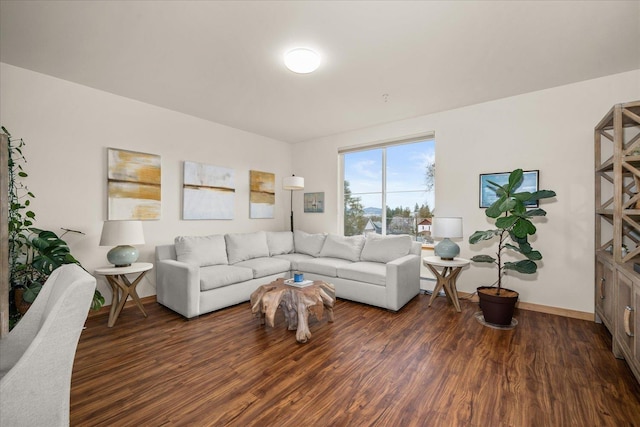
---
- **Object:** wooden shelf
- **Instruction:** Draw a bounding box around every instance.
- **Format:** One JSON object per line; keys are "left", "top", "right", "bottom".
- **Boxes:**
{"left": 595, "top": 101, "right": 640, "bottom": 385}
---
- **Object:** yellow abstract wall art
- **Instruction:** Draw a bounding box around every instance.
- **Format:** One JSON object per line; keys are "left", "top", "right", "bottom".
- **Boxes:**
{"left": 249, "top": 170, "right": 275, "bottom": 219}
{"left": 107, "top": 148, "right": 161, "bottom": 220}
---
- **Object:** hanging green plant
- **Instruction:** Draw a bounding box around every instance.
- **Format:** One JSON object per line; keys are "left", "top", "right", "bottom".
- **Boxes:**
{"left": 3, "top": 126, "right": 104, "bottom": 324}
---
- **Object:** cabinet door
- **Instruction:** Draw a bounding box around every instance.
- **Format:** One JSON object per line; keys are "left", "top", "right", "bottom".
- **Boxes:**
{"left": 616, "top": 272, "right": 635, "bottom": 358}
{"left": 596, "top": 258, "right": 615, "bottom": 328}
{"left": 633, "top": 282, "right": 640, "bottom": 368}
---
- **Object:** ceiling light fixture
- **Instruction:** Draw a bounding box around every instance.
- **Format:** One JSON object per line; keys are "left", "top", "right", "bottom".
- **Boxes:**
{"left": 284, "top": 48, "right": 321, "bottom": 74}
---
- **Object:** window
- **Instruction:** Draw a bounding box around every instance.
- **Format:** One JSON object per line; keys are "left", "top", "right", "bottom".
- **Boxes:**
{"left": 341, "top": 136, "right": 435, "bottom": 241}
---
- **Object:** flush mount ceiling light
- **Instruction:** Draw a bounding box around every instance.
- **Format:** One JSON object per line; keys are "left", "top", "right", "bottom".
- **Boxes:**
{"left": 284, "top": 48, "right": 321, "bottom": 74}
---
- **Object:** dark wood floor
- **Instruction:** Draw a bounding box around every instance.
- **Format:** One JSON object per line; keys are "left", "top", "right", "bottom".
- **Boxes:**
{"left": 71, "top": 293, "right": 640, "bottom": 426}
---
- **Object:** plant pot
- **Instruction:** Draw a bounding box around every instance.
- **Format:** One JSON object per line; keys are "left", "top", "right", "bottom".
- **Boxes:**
{"left": 477, "top": 286, "right": 519, "bottom": 326}
{"left": 14, "top": 288, "right": 32, "bottom": 316}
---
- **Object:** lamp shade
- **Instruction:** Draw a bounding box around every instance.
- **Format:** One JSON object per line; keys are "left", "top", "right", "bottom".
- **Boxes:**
{"left": 283, "top": 176, "right": 304, "bottom": 190}
{"left": 432, "top": 217, "right": 463, "bottom": 239}
{"left": 99, "top": 220, "right": 145, "bottom": 246}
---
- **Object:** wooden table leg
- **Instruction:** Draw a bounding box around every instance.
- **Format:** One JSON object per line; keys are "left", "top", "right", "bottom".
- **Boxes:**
{"left": 426, "top": 264, "right": 462, "bottom": 312}
{"left": 106, "top": 271, "right": 149, "bottom": 327}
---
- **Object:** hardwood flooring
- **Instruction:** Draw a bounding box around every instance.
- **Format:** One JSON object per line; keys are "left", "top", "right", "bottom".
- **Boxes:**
{"left": 71, "top": 293, "right": 640, "bottom": 426}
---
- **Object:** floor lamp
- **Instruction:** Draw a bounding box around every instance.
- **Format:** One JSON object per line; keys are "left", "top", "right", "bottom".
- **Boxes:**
{"left": 283, "top": 175, "right": 304, "bottom": 232}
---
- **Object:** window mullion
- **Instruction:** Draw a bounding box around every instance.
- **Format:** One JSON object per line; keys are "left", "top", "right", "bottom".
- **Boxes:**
{"left": 381, "top": 148, "right": 387, "bottom": 235}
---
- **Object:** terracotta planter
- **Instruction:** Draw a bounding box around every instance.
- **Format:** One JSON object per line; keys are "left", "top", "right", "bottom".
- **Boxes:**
{"left": 477, "top": 286, "right": 519, "bottom": 326}
{"left": 14, "top": 288, "right": 32, "bottom": 316}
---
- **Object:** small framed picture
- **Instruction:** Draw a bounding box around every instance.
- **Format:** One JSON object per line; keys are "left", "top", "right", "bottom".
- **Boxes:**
{"left": 479, "top": 170, "right": 539, "bottom": 208}
{"left": 304, "top": 192, "right": 324, "bottom": 213}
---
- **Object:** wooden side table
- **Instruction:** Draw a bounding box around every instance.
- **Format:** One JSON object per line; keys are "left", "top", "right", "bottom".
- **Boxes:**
{"left": 422, "top": 256, "right": 470, "bottom": 312}
{"left": 95, "top": 262, "right": 153, "bottom": 327}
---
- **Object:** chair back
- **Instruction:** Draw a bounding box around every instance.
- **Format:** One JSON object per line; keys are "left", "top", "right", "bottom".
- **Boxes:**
{"left": 0, "top": 263, "right": 96, "bottom": 427}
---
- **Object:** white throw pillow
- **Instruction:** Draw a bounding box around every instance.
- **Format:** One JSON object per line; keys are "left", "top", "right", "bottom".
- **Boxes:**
{"left": 319, "top": 234, "right": 365, "bottom": 262}
{"left": 175, "top": 234, "right": 228, "bottom": 267}
{"left": 225, "top": 231, "right": 270, "bottom": 264}
{"left": 294, "top": 230, "right": 327, "bottom": 257}
{"left": 360, "top": 234, "right": 413, "bottom": 263}
{"left": 266, "top": 231, "right": 294, "bottom": 256}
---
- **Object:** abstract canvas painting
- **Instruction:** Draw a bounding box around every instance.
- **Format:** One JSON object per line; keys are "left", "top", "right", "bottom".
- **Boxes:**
{"left": 183, "top": 161, "right": 235, "bottom": 220}
{"left": 107, "top": 148, "right": 161, "bottom": 220}
{"left": 249, "top": 170, "right": 275, "bottom": 218}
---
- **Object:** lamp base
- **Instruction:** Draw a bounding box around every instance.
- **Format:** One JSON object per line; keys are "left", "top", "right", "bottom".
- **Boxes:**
{"left": 434, "top": 238, "right": 460, "bottom": 260}
{"left": 107, "top": 245, "right": 139, "bottom": 267}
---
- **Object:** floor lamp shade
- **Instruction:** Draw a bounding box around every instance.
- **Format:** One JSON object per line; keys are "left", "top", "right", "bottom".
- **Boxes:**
{"left": 432, "top": 217, "right": 463, "bottom": 260}
{"left": 283, "top": 175, "right": 304, "bottom": 232}
{"left": 282, "top": 176, "right": 304, "bottom": 190}
{"left": 100, "top": 220, "right": 145, "bottom": 267}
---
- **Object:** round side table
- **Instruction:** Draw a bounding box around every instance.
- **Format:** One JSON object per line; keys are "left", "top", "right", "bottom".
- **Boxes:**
{"left": 95, "top": 262, "right": 153, "bottom": 327}
{"left": 422, "top": 256, "right": 470, "bottom": 312}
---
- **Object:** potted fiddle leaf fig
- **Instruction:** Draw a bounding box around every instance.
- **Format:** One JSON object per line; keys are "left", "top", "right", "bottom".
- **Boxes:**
{"left": 469, "top": 169, "right": 556, "bottom": 326}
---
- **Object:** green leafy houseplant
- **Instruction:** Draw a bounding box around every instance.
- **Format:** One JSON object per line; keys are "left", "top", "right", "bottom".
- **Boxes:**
{"left": 468, "top": 169, "right": 556, "bottom": 325}
{"left": 4, "top": 127, "right": 104, "bottom": 325}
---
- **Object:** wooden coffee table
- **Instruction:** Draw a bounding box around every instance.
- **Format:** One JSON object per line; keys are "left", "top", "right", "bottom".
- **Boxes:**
{"left": 250, "top": 278, "right": 335, "bottom": 343}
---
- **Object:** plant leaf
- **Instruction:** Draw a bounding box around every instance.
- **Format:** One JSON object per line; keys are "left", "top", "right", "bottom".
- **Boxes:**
{"left": 512, "top": 218, "right": 536, "bottom": 238}
{"left": 529, "top": 190, "right": 556, "bottom": 201}
{"left": 495, "top": 215, "right": 518, "bottom": 229}
{"left": 507, "top": 169, "right": 524, "bottom": 191}
{"left": 469, "top": 230, "right": 498, "bottom": 244}
{"left": 524, "top": 208, "right": 547, "bottom": 218}
{"left": 471, "top": 255, "right": 496, "bottom": 263}
{"left": 504, "top": 259, "right": 538, "bottom": 274}
{"left": 486, "top": 197, "right": 506, "bottom": 218}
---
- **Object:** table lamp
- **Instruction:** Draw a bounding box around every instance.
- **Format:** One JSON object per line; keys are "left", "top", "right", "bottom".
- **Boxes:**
{"left": 99, "top": 220, "right": 145, "bottom": 267}
{"left": 432, "top": 217, "right": 463, "bottom": 260}
{"left": 283, "top": 175, "right": 304, "bottom": 232}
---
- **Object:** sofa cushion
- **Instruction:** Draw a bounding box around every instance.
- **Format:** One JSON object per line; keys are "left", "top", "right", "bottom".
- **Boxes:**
{"left": 199, "top": 265, "right": 254, "bottom": 291}
{"left": 233, "top": 257, "right": 291, "bottom": 279}
{"left": 225, "top": 231, "right": 270, "bottom": 264}
{"left": 319, "top": 234, "right": 365, "bottom": 262}
{"left": 174, "top": 234, "right": 228, "bottom": 267}
{"left": 360, "top": 234, "right": 413, "bottom": 264}
{"left": 273, "top": 253, "right": 315, "bottom": 271}
{"left": 297, "top": 257, "right": 354, "bottom": 277}
{"left": 338, "top": 261, "right": 387, "bottom": 287}
{"left": 266, "top": 231, "right": 294, "bottom": 256}
{"left": 294, "top": 230, "right": 326, "bottom": 257}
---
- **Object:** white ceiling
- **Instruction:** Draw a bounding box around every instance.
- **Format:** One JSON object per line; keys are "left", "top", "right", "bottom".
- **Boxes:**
{"left": 1, "top": 1, "right": 639, "bottom": 143}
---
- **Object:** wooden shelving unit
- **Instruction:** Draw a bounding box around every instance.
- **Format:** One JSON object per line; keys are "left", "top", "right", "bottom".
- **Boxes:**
{"left": 595, "top": 101, "right": 640, "bottom": 383}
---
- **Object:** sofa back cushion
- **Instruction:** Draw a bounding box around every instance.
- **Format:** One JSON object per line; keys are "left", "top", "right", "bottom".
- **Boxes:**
{"left": 266, "top": 231, "right": 294, "bottom": 256}
{"left": 175, "top": 234, "right": 228, "bottom": 267}
{"left": 360, "top": 234, "right": 413, "bottom": 263}
{"left": 319, "top": 234, "right": 365, "bottom": 262}
{"left": 294, "top": 230, "right": 327, "bottom": 257}
{"left": 225, "top": 231, "right": 270, "bottom": 264}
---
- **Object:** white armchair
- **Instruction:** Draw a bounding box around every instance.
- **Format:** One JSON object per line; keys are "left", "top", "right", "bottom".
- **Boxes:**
{"left": 0, "top": 264, "right": 96, "bottom": 427}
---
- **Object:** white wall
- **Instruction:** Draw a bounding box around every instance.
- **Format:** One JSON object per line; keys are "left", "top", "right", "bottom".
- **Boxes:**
{"left": 293, "top": 70, "right": 640, "bottom": 313}
{"left": 3, "top": 62, "right": 639, "bottom": 314}
{"left": 0, "top": 63, "right": 293, "bottom": 305}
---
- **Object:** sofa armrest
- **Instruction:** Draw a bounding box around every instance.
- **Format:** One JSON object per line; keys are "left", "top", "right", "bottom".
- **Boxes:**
{"left": 156, "top": 259, "right": 201, "bottom": 318}
{"left": 385, "top": 254, "right": 420, "bottom": 311}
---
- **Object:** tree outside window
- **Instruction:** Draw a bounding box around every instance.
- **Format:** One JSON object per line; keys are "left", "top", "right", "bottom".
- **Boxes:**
{"left": 342, "top": 138, "right": 435, "bottom": 241}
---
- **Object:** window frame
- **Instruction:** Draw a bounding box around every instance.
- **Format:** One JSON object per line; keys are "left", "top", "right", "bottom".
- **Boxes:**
{"left": 339, "top": 132, "right": 435, "bottom": 237}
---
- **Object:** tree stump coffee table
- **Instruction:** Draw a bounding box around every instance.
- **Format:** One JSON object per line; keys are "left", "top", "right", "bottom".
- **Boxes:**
{"left": 250, "top": 278, "right": 335, "bottom": 343}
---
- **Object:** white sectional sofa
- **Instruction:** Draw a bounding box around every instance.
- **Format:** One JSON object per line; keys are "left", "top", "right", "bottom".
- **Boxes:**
{"left": 155, "top": 230, "right": 421, "bottom": 318}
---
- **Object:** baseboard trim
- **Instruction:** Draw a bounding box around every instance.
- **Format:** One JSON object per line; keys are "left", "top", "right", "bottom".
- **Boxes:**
{"left": 89, "top": 293, "right": 594, "bottom": 322}
{"left": 88, "top": 295, "right": 157, "bottom": 318}
{"left": 457, "top": 291, "right": 593, "bottom": 321}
